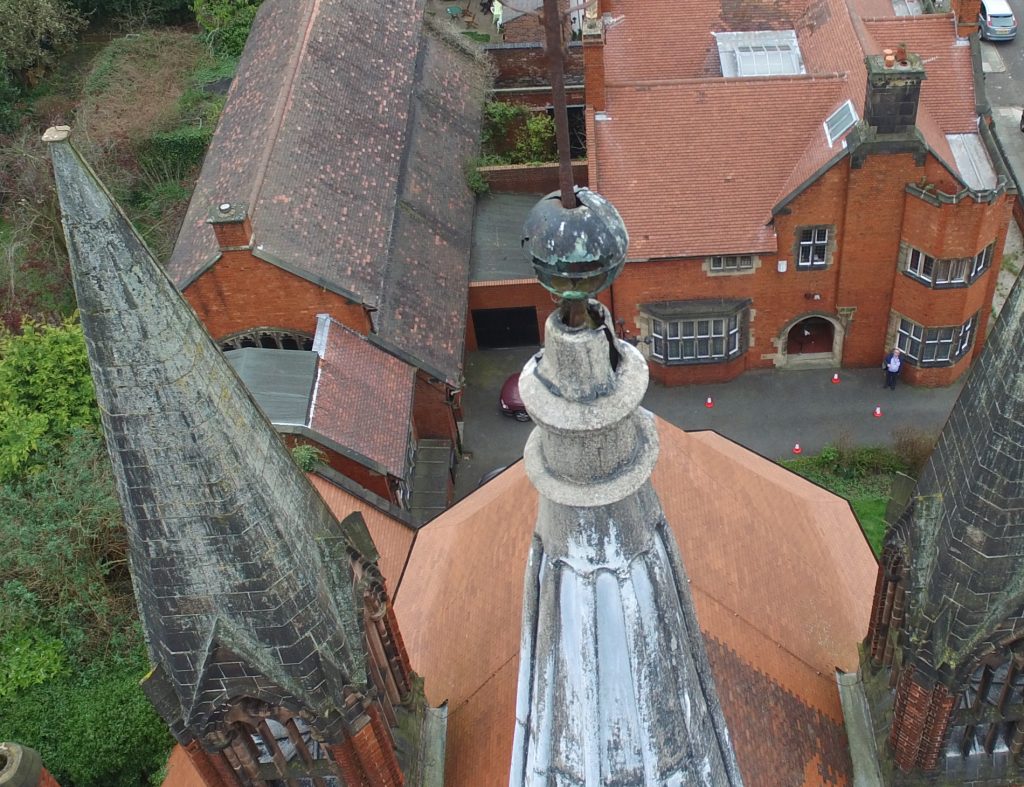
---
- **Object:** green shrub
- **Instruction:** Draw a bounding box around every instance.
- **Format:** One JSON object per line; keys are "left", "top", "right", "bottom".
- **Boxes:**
{"left": 0, "top": 0, "right": 85, "bottom": 74}
{"left": 0, "top": 629, "right": 67, "bottom": 698}
{"left": 892, "top": 425, "right": 937, "bottom": 476}
{"left": 514, "top": 112, "right": 556, "bottom": 164}
{"left": 0, "top": 645, "right": 174, "bottom": 787}
{"left": 292, "top": 443, "right": 324, "bottom": 471}
{"left": 0, "top": 428, "right": 131, "bottom": 651}
{"left": 0, "top": 318, "right": 96, "bottom": 479}
{"left": 69, "top": 0, "right": 191, "bottom": 26}
{"left": 192, "top": 0, "right": 262, "bottom": 58}
{"left": 481, "top": 100, "right": 529, "bottom": 146}
{"left": 464, "top": 158, "right": 489, "bottom": 195}
{"left": 0, "top": 57, "right": 21, "bottom": 134}
{"left": 138, "top": 124, "right": 215, "bottom": 175}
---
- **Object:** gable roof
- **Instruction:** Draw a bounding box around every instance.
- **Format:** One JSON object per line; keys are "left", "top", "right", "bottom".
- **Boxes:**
{"left": 310, "top": 317, "right": 415, "bottom": 478}
{"left": 168, "top": 0, "right": 488, "bottom": 384}
{"left": 594, "top": 0, "right": 986, "bottom": 259}
{"left": 394, "top": 422, "right": 878, "bottom": 785}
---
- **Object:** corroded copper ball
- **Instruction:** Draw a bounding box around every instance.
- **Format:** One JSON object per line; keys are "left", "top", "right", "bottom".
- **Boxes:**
{"left": 522, "top": 187, "right": 628, "bottom": 300}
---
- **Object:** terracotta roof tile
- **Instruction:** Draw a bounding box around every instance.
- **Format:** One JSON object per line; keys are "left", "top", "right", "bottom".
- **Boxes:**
{"left": 395, "top": 421, "right": 877, "bottom": 786}
{"left": 597, "top": 78, "right": 846, "bottom": 257}
{"left": 309, "top": 318, "right": 414, "bottom": 477}
{"left": 596, "top": 1, "right": 983, "bottom": 259}
{"left": 309, "top": 474, "right": 415, "bottom": 589}
{"left": 169, "top": 2, "right": 487, "bottom": 383}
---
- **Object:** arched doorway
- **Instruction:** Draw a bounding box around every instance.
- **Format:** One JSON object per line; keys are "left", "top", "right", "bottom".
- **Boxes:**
{"left": 776, "top": 313, "right": 845, "bottom": 368}
{"left": 787, "top": 317, "right": 834, "bottom": 355}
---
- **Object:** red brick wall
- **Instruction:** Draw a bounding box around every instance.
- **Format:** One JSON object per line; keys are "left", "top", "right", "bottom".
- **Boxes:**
{"left": 902, "top": 190, "right": 1009, "bottom": 257}
{"left": 597, "top": 149, "right": 1010, "bottom": 387}
{"left": 952, "top": 0, "right": 981, "bottom": 35}
{"left": 283, "top": 435, "right": 395, "bottom": 503}
{"left": 487, "top": 43, "right": 583, "bottom": 89}
{"left": 184, "top": 250, "right": 370, "bottom": 341}
{"left": 413, "top": 372, "right": 458, "bottom": 444}
{"left": 647, "top": 353, "right": 747, "bottom": 386}
{"left": 328, "top": 710, "right": 404, "bottom": 786}
{"left": 478, "top": 162, "right": 589, "bottom": 194}
{"left": 38, "top": 769, "right": 63, "bottom": 787}
{"left": 210, "top": 217, "right": 252, "bottom": 250}
{"left": 583, "top": 38, "right": 605, "bottom": 111}
{"left": 890, "top": 667, "right": 956, "bottom": 773}
{"left": 500, "top": 0, "right": 570, "bottom": 43}
{"left": 466, "top": 280, "right": 611, "bottom": 351}
{"left": 181, "top": 740, "right": 238, "bottom": 787}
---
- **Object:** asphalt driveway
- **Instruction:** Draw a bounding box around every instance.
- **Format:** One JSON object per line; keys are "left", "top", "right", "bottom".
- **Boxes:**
{"left": 455, "top": 347, "right": 963, "bottom": 501}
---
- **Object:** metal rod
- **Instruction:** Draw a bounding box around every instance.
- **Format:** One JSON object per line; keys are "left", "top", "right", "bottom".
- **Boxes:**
{"left": 542, "top": 0, "right": 577, "bottom": 209}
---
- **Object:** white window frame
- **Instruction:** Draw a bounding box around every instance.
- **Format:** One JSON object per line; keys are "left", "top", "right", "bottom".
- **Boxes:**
{"left": 650, "top": 311, "right": 744, "bottom": 364}
{"left": 797, "top": 227, "right": 830, "bottom": 268}
{"left": 905, "top": 244, "right": 992, "bottom": 287}
{"left": 709, "top": 254, "right": 754, "bottom": 272}
{"left": 897, "top": 314, "right": 977, "bottom": 366}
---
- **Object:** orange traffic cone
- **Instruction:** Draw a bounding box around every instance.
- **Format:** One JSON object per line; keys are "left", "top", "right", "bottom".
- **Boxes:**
{"left": 792, "top": 443, "right": 802, "bottom": 455}
{"left": 831, "top": 372, "right": 840, "bottom": 384}
{"left": 873, "top": 405, "right": 883, "bottom": 418}
{"left": 705, "top": 396, "right": 714, "bottom": 409}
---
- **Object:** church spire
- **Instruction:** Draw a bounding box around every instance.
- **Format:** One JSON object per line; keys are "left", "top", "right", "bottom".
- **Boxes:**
{"left": 46, "top": 127, "right": 407, "bottom": 784}
{"left": 509, "top": 183, "right": 742, "bottom": 783}
{"left": 865, "top": 271, "right": 1024, "bottom": 780}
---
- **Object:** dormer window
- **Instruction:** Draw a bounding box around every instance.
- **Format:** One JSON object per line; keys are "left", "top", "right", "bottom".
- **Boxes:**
{"left": 714, "top": 31, "right": 805, "bottom": 77}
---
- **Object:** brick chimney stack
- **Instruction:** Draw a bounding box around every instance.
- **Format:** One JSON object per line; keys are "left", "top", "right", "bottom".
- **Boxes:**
{"left": 206, "top": 201, "right": 252, "bottom": 251}
{"left": 864, "top": 50, "right": 926, "bottom": 135}
{"left": 951, "top": 0, "right": 981, "bottom": 36}
{"left": 582, "top": 15, "right": 606, "bottom": 112}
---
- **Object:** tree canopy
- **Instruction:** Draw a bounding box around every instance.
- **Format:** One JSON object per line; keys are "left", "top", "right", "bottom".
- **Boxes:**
{"left": 0, "top": 0, "right": 84, "bottom": 74}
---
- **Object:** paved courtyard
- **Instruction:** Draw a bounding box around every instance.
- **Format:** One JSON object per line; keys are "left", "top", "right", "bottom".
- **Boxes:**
{"left": 455, "top": 346, "right": 965, "bottom": 501}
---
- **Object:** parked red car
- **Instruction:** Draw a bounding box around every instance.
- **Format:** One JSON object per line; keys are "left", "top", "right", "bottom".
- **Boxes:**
{"left": 499, "top": 373, "right": 530, "bottom": 421}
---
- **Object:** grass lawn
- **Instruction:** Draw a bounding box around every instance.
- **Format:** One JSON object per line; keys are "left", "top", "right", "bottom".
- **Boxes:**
{"left": 780, "top": 445, "right": 908, "bottom": 556}
{"left": 849, "top": 497, "right": 888, "bottom": 554}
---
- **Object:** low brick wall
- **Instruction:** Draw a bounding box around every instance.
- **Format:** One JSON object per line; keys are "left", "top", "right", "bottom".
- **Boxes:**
{"left": 479, "top": 161, "right": 588, "bottom": 194}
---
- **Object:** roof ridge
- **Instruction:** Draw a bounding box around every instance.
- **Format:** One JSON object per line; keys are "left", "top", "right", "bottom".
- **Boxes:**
{"left": 247, "top": 0, "right": 320, "bottom": 222}
{"left": 607, "top": 72, "right": 850, "bottom": 89}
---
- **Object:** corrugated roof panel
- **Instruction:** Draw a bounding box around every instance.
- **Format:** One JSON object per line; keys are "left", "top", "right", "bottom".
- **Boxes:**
{"left": 225, "top": 348, "right": 318, "bottom": 425}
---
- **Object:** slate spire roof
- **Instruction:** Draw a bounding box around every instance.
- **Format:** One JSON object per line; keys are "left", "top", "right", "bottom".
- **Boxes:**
{"left": 896, "top": 272, "right": 1024, "bottom": 686}
{"left": 46, "top": 128, "right": 368, "bottom": 741}
{"left": 510, "top": 303, "right": 743, "bottom": 784}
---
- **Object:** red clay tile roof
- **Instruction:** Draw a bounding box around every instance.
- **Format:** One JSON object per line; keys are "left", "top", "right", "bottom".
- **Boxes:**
{"left": 595, "top": 0, "right": 984, "bottom": 259}
{"left": 394, "top": 422, "right": 877, "bottom": 786}
{"left": 309, "top": 474, "right": 414, "bottom": 591}
{"left": 862, "top": 15, "right": 977, "bottom": 133}
{"left": 309, "top": 317, "right": 414, "bottom": 477}
{"left": 160, "top": 745, "right": 204, "bottom": 787}
{"left": 597, "top": 77, "right": 847, "bottom": 257}
{"left": 169, "top": 1, "right": 487, "bottom": 384}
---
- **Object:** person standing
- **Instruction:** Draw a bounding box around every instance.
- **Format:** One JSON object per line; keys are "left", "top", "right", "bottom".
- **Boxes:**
{"left": 883, "top": 347, "right": 903, "bottom": 389}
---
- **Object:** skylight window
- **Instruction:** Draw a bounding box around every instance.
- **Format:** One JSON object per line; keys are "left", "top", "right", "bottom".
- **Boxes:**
{"left": 824, "top": 100, "right": 858, "bottom": 146}
{"left": 714, "top": 31, "right": 805, "bottom": 78}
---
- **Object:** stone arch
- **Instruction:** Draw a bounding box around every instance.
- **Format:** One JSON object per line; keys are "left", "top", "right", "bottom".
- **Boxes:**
{"left": 219, "top": 327, "right": 314, "bottom": 352}
{"left": 773, "top": 311, "right": 846, "bottom": 369}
